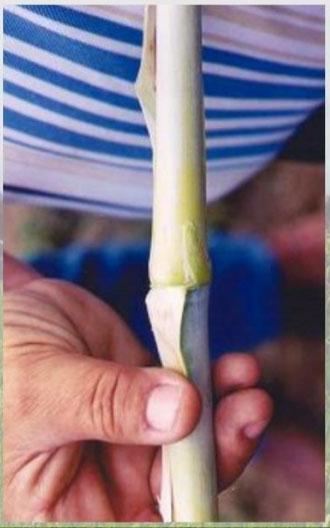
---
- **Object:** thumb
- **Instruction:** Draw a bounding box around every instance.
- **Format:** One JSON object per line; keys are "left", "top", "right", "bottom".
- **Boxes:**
{"left": 26, "top": 353, "right": 201, "bottom": 448}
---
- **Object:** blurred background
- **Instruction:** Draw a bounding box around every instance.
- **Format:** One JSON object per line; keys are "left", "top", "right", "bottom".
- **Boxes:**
{"left": 4, "top": 104, "right": 325, "bottom": 522}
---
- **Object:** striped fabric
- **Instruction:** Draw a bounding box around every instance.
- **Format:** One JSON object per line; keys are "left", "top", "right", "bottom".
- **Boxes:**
{"left": 4, "top": 5, "right": 325, "bottom": 217}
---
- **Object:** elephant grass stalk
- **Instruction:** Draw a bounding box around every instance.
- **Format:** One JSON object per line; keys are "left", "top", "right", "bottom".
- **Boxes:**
{"left": 136, "top": 5, "right": 218, "bottom": 522}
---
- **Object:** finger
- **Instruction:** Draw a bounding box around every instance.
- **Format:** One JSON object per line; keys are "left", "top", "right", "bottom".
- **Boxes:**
{"left": 101, "top": 444, "right": 161, "bottom": 522}
{"left": 150, "top": 388, "right": 273, "bottom": 498}
{"left": 215, "top": 388, "right": 273, "bottom": 490}
{"left": 12, "top": 352, "right": 201, "bottom": 449}
{"left": 4, "top": 253, "right": 41, "bottom": 292}
{"left": 213, "top": 353, "right": 261, "bottom": 398}
{"left": 150, "top": 355, "right": 265, "bottom": 498}
{"left": 150, "top": 448, "right": 162, "bottom": 501}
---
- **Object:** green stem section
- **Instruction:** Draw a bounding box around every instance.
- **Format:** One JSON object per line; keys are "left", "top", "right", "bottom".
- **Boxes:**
{"left": 150, "top": 6, "right": 211, "bottom": 288}
{"left": 146, "top": 286, "right": 218, "bottom": 521}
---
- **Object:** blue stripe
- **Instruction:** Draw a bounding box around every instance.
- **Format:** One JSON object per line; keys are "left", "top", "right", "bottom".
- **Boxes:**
{"left": 20, "top": 6, "right": 324, "bottom": 81}
{"left": 204, "top": 73, "right": 324, "bottom": 100}
{"left": 5, "top": 80, "right": 298, "bottom": 139}
{"left": 4, "top": 136, "right": 151, "bottom": 173}
{"left": 203, "top": 46, "right": 324, "bottom": 80}
{"left": 5, "top": 135, "right": 270, "bottom": 172}
{"left": 4, "top": 80, "right": 148, "bottom": 136}
{"left": 205, "top": 108, "right": 307, "bottom": 119}
{"left": 4, "top": 108, "right": 152, "bottom": 160}
{"left": 4, "top": 11, "right": 140, "bottom": 83}
{"left": 206, "top": 124, "right": 294, "bottom": 138}
{"left": 5, "top": 108, "right": 285, "bottom": 160}
{"left": 4, "top": 51, "right": 141, "bottom": 111}
{"left": 4, "top": 11, "right": 325, "bottom": 100}
{"left": 21, "top": 5, "right": 143, "bottom": 46}
{"left": 207, "top": 141, "right": 284, "bottom": 160}
{"left": 4, "top": 184, "right": 152, "bottom": 215}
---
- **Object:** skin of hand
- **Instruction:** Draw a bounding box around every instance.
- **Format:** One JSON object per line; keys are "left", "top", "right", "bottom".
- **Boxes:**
{"left": 4, "top": 253, "right": 273, "bottom": 522}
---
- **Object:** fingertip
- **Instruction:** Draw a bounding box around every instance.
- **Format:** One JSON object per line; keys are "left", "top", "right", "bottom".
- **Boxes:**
{"left": 145, "top": 369, "right": 201, "bottom": 444}
{"left": 245, "top": 387, "right": 273, "bottom": 425}
{"left": 214, "top": 387, "right": 273, "bottom": 490}
{"left": 213, "top": 353, "right": 261, "bottom": 397}
{"left": 241, "top": 389, "right": 273, "bottom": 440}
{"left": 215, "top": 387, "right": 273, "bottom": 436}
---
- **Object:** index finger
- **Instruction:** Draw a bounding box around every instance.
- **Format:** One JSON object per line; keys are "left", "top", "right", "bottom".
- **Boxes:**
{"left": 4, "top": 252, "right": 41, "bottom": 292}
{"left": 212, "top": 353, "right": 261, "bottom": 398}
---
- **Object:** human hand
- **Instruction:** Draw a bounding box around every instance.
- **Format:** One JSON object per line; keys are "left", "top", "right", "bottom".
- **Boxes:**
{"left": 4, "top": 254, "right": 273, "bottom": 522}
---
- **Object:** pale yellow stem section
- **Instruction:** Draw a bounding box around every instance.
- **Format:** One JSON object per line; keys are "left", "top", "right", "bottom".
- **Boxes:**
{"left": 150, "top": 6, "right": 211, "bottom": 288}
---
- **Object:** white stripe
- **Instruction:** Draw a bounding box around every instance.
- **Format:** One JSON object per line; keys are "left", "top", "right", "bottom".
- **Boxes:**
{"left": 207, "top": 129, "right": 291, "bottom": 148}
{"left": 207, "top": 153, "right": 271, "bottom": 171}
{"left": 115, "top": 6, "right": 144, "bottom": 17}
{"left": 203, "top": 31, "right": 324, "bottom": 71}
{"left": 5, "top": 144, "right": 153, "bottom": 208}
{"left": 206, "top": 164, "right": 265, "bottom": 203}
{"left": 230, "top": 6, "right": 324, "bottom": 32}
{"left": 284, "top": 5, "right": 325, "bottom": 18}
{"left": 203, "top": 61, "right": 324, "bottom": 88}
{"left": 206, "top": 114, "right": 307, "bottom": 131}
{"left": 5, "top": 136, "right": 151, "bottom": 183}
{"left": 4, "top": 66, "right": 145, "bottom": 124}
{"left": 204, "top": 15, "right": 324, "bottom": 63}
{"left": 11, "top": 6, "right": 142, "bottom": 57}
{"left": 5, "top": 128, "right": 152, "bottom": 170}
{"left": 205, "top": 96, "right": 320, "bottom": 112}
{"left": 5, "top": 191, "right": 149, "bottom": 219}
{"left": 5, "top": 66, "right": 311, "bottom": 132}
{"left": 71, "top": 5, "right": 143, "bottom": 31}
{"left": 5, "top": 93, "right": 295, "bottom": 150}
{"left": 4, "top": 93, "right": 151, "bottom": 148}
{"left": 4, "top": 170, "right": 152, "bottom": 212}
{"left": 4, "top": 36, "right": 137, "bottom": 99}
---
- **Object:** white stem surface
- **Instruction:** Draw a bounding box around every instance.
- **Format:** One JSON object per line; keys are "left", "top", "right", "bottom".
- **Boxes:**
{"left": 150, "top": 6, "right": 210, "bottom": 288}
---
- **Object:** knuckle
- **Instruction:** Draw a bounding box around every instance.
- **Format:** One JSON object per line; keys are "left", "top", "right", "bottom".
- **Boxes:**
{"left": 89, "top": 365, "right": 131, "bottom": 441}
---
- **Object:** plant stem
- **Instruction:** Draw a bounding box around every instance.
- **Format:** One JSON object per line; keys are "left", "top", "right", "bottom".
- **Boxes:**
{"left": 144, "top": 6, "right": 218, "bottom": 522}
{"left": 150, "top": 5, "right": 211, "bottom": 289}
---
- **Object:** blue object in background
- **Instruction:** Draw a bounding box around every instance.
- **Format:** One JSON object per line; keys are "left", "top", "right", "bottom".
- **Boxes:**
{"left": 28, "top": 232, "right": 282, "bottom": 360}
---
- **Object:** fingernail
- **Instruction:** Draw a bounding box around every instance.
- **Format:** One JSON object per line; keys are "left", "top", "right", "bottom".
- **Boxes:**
{"left": 244, "top": 420, "right": 269, "bottom": 440}
{"left": 146, "top": 385, "right": 182, "bottom": 431}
